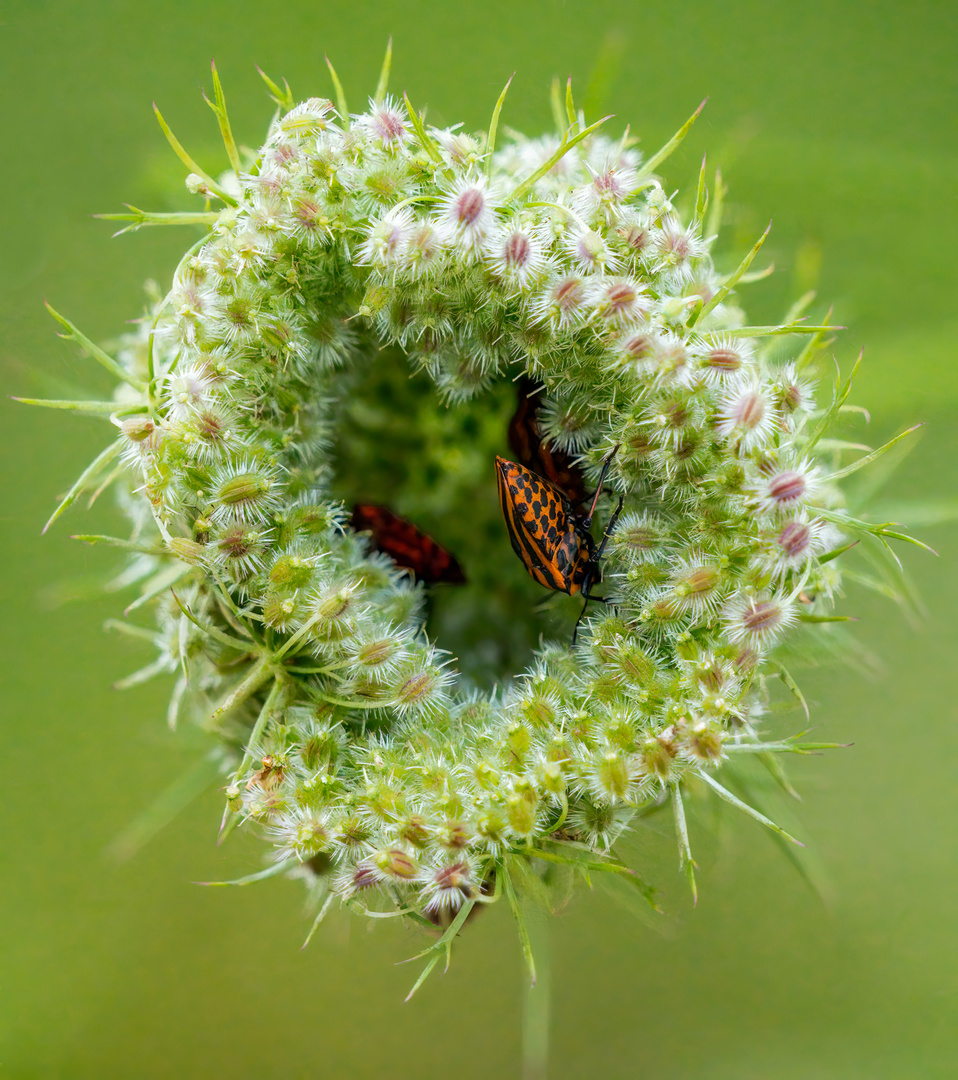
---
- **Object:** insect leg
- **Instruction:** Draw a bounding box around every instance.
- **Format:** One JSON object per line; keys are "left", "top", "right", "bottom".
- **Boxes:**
{"left": 572, "top": 596, "right": 592, "bottom": 646}
{"left": 592, "top": 494, "right": 625, "bottom": 564}
{"left": 573, "top": 494, "right": 625, "bottom": 646}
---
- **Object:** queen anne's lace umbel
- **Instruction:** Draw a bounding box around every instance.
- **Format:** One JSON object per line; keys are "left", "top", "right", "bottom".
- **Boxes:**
{"left": 38, "top": 75, "right": 919, "bottom": 965}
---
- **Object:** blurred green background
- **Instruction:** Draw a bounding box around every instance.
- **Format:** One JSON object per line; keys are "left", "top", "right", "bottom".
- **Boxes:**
{"left": 2, "top": 1, "right": 956, "bottom": 1076}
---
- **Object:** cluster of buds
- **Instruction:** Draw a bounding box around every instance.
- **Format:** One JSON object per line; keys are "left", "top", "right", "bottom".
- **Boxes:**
{"left": 34, "top": 65, "right": 920, "bottom": 975}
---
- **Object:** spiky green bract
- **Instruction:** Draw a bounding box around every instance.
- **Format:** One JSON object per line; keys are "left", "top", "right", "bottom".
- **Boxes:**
{"left": 36, "top": 72, "right": 922, "bottom": 969}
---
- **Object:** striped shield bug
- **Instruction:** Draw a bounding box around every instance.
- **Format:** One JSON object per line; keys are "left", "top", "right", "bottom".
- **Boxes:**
{"left": 495, "top": 444, "right": 623, "bottom": 638}
{"left": 351, "top": 504, "right": 466, "bottom": 585}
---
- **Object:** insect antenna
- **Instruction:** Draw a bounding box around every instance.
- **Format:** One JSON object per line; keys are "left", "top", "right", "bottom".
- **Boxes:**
{"left": 581, "top": 443, "right": 621, "bottom": 528}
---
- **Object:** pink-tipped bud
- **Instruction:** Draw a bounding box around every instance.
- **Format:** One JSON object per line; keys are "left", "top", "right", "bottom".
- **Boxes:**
{"left": 375, "top": 848, "right": 418, "bottom": 879}
{"left": 439, "top": 179, "right": 494, "bottom": 254}
{"left": 491, "top": 226, "right": 544, "bottom": 287}
{"left": 568, "top": 228, "right": 612, "bottom": 272}
{"left": 754, "top": 461, "right": 819, "bottom": 514}
{"left": 617, "top": 222, "right": 652, "bottom": 255}
{"left": 423, "top": 861, "right": 475, "bottom": 917}
{"left": 769, "top": 472, "right": 805, "bottom": 503}
{"left": 694, "top": 336, "right": 754, "bottom": 387}
{"left": 369, "top": 101, "right": 407, "bottom": 146}
{"left": 723, "top": 593, "right": 796, "bottom": 649}
{"left": 716, "top": 382, "right": 777, "bottom": 451}
{"left": 533, "top": 274, "right": 587, "bottom": 327}
{"left": 778, "top": 520, "right": 811, "bottom": 558}
{"left": 351, "top": 864, "right": 381, "bottom": 891}
{"left": 593, "top": 278, "right": 648, "bottom": 325}
{"left": 621, "top": 331, "right": 655, "bottom": 361}
{"left": 456, "top": 188, "right": 484, "bottom": 225}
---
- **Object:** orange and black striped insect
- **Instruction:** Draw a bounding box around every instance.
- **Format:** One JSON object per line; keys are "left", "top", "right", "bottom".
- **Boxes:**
{"left": 508, "top": 377, "right": 589, "bottom": 506}
{"left": 495, "top": 444, "right": 623, "bottom": 638}
{"left": 351, "top": 504, "right": 466, "bottom": 585}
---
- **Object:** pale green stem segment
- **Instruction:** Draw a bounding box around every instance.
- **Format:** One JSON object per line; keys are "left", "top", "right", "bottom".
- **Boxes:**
{"left": 503, "top": 860, "right": 536, "bottom": 985}
{"left": 256, "top": 67, "right": 294, "bottom": 111}
{"left": 528, "top": 843, "right": 660, "bottom": 910}
{"left": 703, "top": 323, "right": 841, "bottom": 340}
{"left": 521, "top": 909, "right": 552, "bottom": 1080}
{"left": 827, "top": 424, "right": 923, "bottom": 482}
{"left": 72, "top": 532, "right": 157, "bottom": 553}
{"left": 44, "top": 303, "right": 147, "bottom": 392}
{"left": 374, "top": 38, "right": 393, "bottom": 104}
{"left": 671, "top": 783, "right": 698, "bottom": 904}
{"left": 549, "top": 77, "right": 566, "bottom": 138}
{"left": 12, "top": 398, "right": 145, "bottom": 417}
{"left": 550, "top": 791, "right": 569, "bottom": 833}
{"left": 402, "top": 92, "right": 444, "bottom": 164}
{"left": 689, "top": 220, "right": 771, "bottom": 327}
{"left": 301, "top": 890, "right": 335, "bottom": 950}
{"left": 797, "top": 613, "right": 856, "bottom": 623}
{"left": 635, "top": 98, "right": 707, "bottom": 180}
{"left": 42, "top": 439, "right": 121, "bottom": 534}
{"left": 326, "top": 56, "right": 349, "bottom": 125}
{"left": 270, "top": 612, "right": 322, "bottom": 660}
{"left": 803, "top": 349, "right": 863, "bottom": 452}
{"left": 739, "top": 264, "right": 775, "bottom": 284}
{"left": 403, "top": 895, "right": 477, "bottom": 1001}
{"left": 198, "top": 858, "right": 297, "bottom": 888}
{"left": 816, "top": 506, "right": 937, "bottom": 556}
{"left": 152, "top": 103, "right": 239, "bottom": 205}
{"left": 758, "top": 750, "right": 801, "bottom": 801}
{"left": 87, "top": 461, "right": 123, "bottom": 509}
{"left": 723, "top": 739, "right": 849, "bottom": 754}
{"left": 697, "top": 770, "right": 804, "bottom": 846}
{"left": 103, "top": 619, "right": 159, "bottom": 643}
{"left": 113, "top": 657, "right": 170, "bottom": 691}
{"left": 785, "top": 290, "right": 819, "bottom": 328}
{"left": 510, "top": 115, "right": 613, "bottom": 203}
{"left": 170, "top": 591, "right": 253, "bottom": 652}
{"left": 209, "top": 656, "right": 275, "bottom": 727}
{"left": 228, "top": 672, "right": 285, "bottom": 784}
{"left": 485, "top": 73, "right": 515, "bottom": 180}
{"left": 693, "top": 153, "right": 709, "bottom": 229}
{"left": 772, "top": 661, "right": 809, "bottom": 721}
{"left": 316, "top": 693, "right": 391, "bottom": 710}
{"left": 205, "top": 59, "right": 242, "bottom": 175}
{"left": 95, "top": 207, "right": 221, "bottom": 235}
{"left": 564, "top": 77, "right": 578, "bottom": 132}
{"left": 526, "top": 200, "right": 589, "bottom": 231}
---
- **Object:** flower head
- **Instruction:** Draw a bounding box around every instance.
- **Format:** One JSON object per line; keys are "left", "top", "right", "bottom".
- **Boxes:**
{"left": 723, "top": 592, "right": 797, "bottom": 649}
{"left": 715, "top": 380, "right": 779, "bottom": 452}
{"left": 437, "top": 178, "right": 496, "bottom": 257}
{"left": 363, "top": 96, "right": 408, "bottom": 147}
{"left": 359, "top": 207, "right": 413, "bottom": 265}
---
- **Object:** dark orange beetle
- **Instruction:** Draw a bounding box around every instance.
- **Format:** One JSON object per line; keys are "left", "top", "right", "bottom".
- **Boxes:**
{"left": 496, "top": 444, "right": 623, "bottom": 636}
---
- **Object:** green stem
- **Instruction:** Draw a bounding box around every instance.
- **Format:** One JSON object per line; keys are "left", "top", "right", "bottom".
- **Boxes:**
{"left": 229, "top": 673, "right": 285, "bottom": 781}
{"left": 521, "top": 912, "right": 551, "bottom": 1080}
{"left": 209, "top": 657, "right": 274, "bottom": 727}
